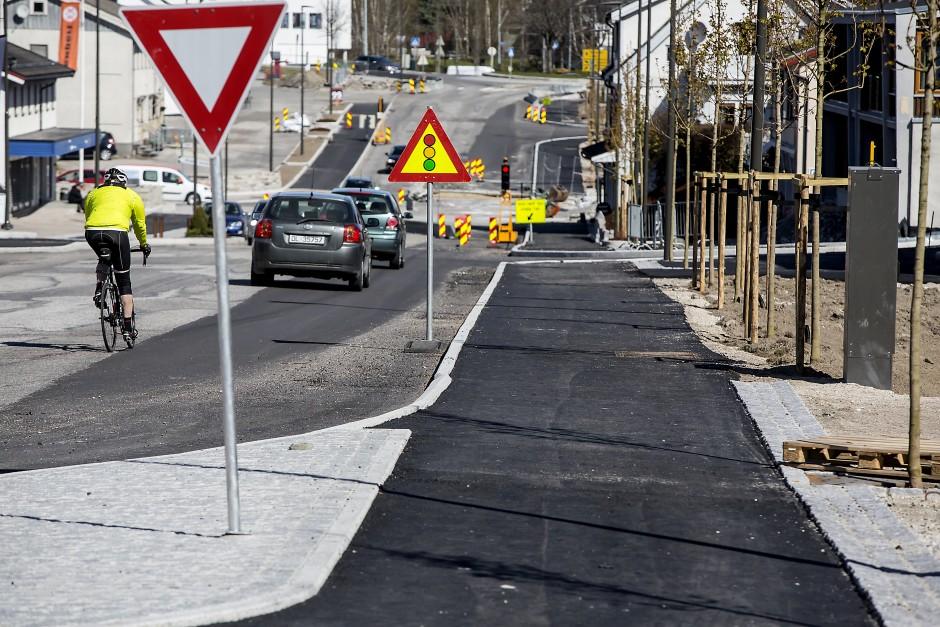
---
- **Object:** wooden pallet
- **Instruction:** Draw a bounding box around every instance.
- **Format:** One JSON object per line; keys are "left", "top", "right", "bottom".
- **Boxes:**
{"left": 783, "top": 435, "right": 940, "bottom": 478}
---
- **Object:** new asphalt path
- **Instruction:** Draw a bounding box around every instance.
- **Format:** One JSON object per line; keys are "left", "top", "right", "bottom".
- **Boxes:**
{"left": 233, "top": 262, "right": 874, "bottom": 625}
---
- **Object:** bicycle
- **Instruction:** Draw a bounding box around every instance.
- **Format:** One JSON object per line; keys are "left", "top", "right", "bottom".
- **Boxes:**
{"left": 97, "top": 247, "right": 147, "bottom": 352}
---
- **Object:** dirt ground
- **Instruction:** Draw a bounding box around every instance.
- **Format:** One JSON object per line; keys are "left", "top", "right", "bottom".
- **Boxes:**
{"left": 654, "top": 273, "right": 940, "bottom": 440}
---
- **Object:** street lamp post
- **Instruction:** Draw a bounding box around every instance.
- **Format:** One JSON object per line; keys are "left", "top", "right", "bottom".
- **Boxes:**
{"left": 664, "top": 0, "right": 678, "bottom": 260}
{"left": 269, "top": 49, "right": 279, "bottom": 172}
{"left": 2, "top": 0, "right": 12, "bottom": 230}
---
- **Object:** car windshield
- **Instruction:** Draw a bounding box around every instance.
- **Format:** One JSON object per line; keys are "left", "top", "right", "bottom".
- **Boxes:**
{"left": 336, "top": 192, "right": 391, "bottom": 215}
{"left": 390, "top": 146, "right": 405, "bottom": 156}
{"left": 266, "top": 197, "right": 356, "bottom": 223}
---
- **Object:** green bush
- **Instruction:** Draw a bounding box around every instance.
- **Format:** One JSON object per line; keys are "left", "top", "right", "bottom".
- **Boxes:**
{"left": 186, "top": 201, "right": 212, "bottom": 237}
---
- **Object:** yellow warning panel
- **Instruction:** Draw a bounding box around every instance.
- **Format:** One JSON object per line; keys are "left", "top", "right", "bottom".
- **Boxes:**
{"left": 388, "top": 108, "right": 471, "bottom": 183}
{"left": 397, "top": 123, "right": 460, "bottom": 176}
{"left": 514, "top": 198, "right": 546, "bottom": 224}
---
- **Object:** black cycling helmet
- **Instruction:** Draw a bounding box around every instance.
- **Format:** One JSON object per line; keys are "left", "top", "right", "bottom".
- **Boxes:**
{"left": 103, "top": 168, "right": 128, "bottom": 188}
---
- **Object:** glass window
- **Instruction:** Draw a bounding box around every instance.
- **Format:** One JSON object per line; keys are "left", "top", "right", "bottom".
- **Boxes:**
{"left": 336, "top": 192, "right": 393, "bottom": 215}
{"left": 310, "top": 13, "right": 322, "bottom": 29}
{"left": 143, "top": 170, "right": 158, "bottom": 182}
{"left": 293, "top": 12, "right": 304, "bottom": 29}
{"left": 281, "top": 13, "right": 289, "bottom": 28}
{"left": 266, "top": 197, "right": 355, "bottom": 223}
{"left": 29, "top": 44, "right": 48, "bottom": 58}
{"left": 162, "top": 171, "right": 182, "bottom": 184}
{"left": 30, "top": 0, "right": 46, "bottom": 15}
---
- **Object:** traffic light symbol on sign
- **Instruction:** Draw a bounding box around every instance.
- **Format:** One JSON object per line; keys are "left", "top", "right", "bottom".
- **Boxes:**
{"left": 501, "top": 158, "right": 510, "bottom": 192}
{"left": 423, "top": 133, "right": 437, "bottom": 171}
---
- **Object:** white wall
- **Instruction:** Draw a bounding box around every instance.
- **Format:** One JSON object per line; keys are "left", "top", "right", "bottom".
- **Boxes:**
{"left": 272, "top": 0, "right": 353, "bottom": 66}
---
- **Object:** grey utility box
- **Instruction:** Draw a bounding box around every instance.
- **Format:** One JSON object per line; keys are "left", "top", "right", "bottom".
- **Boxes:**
{"left": 844, "top": 167, "right": 900, "bottom": 390}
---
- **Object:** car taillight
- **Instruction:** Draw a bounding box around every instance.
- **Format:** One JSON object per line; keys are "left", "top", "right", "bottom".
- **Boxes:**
{"left": 255, "top": 218, "right": 273, "bottom": 239}
{"left": 344, "top": 224, "right": 363, "bottom": 243}
{"left": 386, "top": 216, "right": 399, "bottom": 230}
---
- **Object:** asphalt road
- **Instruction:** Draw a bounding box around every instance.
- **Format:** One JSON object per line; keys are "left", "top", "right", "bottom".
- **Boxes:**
{"left": 291, "top": 103, "right": 378, "bottom": 190}
{"left": 0, "top": 238, "right": 495, "bottom": 471}
{"left": 234, "top": 263, "right": 874, "bottom": 626}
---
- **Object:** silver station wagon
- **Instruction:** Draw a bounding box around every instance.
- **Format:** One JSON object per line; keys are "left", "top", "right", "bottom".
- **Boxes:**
{"left": 250, "top": 192, "right": 372, "bottom": 290}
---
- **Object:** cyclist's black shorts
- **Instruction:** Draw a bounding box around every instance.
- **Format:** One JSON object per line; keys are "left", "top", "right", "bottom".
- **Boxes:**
{"left": 85, "top": 229, "right": 133, "bottom": 295}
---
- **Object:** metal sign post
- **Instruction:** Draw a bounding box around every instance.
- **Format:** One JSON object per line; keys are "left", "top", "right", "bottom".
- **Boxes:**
{"left": 209, "top": 155, "right": 241, "bottom": 533}
{"left": 426, "top": 181, "right": 434, "bottom": 341}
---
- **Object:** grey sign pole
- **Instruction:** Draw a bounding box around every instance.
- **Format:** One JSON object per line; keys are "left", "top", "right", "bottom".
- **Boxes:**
{"left": 426, "top": 181, "right": 434, "bottom": 341}
{"left": 209, "top": 154, "right": 242, "bottom": 533}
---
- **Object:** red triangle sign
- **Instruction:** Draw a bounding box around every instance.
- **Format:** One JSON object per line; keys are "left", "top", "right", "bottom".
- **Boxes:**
{"left": 121, "top": 2, "right": 285, "bottom": 156}
{"left": 388, "top": 108, "right": 472, "bottom": 183}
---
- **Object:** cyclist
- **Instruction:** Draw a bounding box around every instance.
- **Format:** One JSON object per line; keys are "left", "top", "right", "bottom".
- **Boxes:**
{"left": 84, "top": 167, "right": 151, "bottom": 340}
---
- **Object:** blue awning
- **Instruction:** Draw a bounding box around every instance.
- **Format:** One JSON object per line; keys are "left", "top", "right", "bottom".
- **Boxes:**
{"left": 9, "top": 128, "right": 97, "bottom": 158}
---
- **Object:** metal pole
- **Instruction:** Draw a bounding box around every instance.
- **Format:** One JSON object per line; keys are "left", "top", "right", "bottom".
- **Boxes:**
{"left": 751, "top": 0, "right": 767, "bottom": 172}
{"left": 269, "top": 54, "right": 274, "bottom": 172}
{"left": 300, "top": 20, "right": 305, "bottom": 156}
{"left": 193, "top": 135, "right": 198, "bottom": 201}
{"left": 224, "top": 139, "right": 229, "bottom": 198}
{"left": 361, "top": 0, "right": 368, "bottom": 56}
{"left": 664, "top": 0, "right": 678, "bottom": 260}
{"left": 94, "top": 0, "right": 100, "bottom": 188}
{"left": 2, "top": 0, "right": 12, "bottom": 230}
{"left": 642, "top": 0, "right": 652, "bottom": 213}
{"left": 209, "top": 154, "right": 241, "bottom": 534}
{"left": 78, "top": 0, "right": 86, "bottom": 192}
{"left": 425, "top": 181, "right": 434, "bottom": 342}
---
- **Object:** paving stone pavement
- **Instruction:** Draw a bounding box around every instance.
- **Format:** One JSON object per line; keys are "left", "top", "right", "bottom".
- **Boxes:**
{"left": 0, "top": 428, "right": 410, "bottom": 627}
{"left": 734, "top": 381, "right": 940, "bottom": 626}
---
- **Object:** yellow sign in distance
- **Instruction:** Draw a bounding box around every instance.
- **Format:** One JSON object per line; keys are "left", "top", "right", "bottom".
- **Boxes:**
{"left": 581, "top": 48, "right": 609, "bottom": 73}
{"left": 514, "top": 198, "right": 546, "bottom": 224}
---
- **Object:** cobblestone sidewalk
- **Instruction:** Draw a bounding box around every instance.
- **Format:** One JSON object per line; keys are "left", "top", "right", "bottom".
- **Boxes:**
{"left": 0, "top": 428, "right": 409, "bottom": 627}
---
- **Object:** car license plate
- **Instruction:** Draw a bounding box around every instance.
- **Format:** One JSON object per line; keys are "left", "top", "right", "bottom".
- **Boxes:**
{"left": 288, "top": 234, "right": 326, "bottom": 245}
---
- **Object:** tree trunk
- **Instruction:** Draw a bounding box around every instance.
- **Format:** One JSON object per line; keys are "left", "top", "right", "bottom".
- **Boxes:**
{"left": 718, "top": 177, "right": 728, "bottom": 309}
{"left": 767, "top": 70, "right": 783, "bottom": 337}
{"left": 811, "top": 17, "right": 826, "bottom": 363}
{"left": 749, "top": 178, "right": 761, "bottom": 342}
{"left": 684, "top": 125, "right": 692, "bottom": 269}
{"left": 909, "top": 0, "right": 936, "bottom": 488}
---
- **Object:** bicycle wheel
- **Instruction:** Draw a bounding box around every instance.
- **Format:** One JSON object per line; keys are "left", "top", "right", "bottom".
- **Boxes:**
{"left": 99, "top": 281, "right": 118, "bottom": 352}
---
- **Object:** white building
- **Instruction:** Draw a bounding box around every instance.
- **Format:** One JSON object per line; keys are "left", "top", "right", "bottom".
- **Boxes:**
{"left": 270, "top": 0, "right": 352, "bottom": 67}
{"left": 10, "top": 0, "right": 165, "bottom": 153}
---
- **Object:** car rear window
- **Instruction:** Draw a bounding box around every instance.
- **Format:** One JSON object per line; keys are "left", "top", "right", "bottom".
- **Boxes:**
{"left": 336, "top": 193, "right": 391, "bottom": 215}
{"left": 267, "top": 197, "right": 356, "bottom": 223}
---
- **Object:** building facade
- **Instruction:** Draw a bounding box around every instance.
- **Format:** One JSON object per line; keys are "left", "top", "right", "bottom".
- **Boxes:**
{"left": 270, "top": 0, "right": 352, "bottom": 67}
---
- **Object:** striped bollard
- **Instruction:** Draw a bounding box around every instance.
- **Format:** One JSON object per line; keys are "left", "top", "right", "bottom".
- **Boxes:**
{"left": 409, "top": 78, "right": 415, "bottom": 94}
{"left": 397, "top": 188, "right": 406, "bottom": 204}
{"left": 465, "top": 215, "right": 472, "bottom": 240}
{"left": 488, "top": 217, "right": 497, "bottom": 246}
{"left": 345, "top": 112, "right": 353, "bottom": 128}
{"left": 454, "top": 216, "right": 465, "bottom": 247}
{"left": 438, "top": 214, "right": 447, "bottom": 239}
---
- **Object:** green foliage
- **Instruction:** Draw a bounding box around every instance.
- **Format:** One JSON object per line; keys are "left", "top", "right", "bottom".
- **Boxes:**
{"left": 186, "top": 201, "right": 212, "bottom": 237}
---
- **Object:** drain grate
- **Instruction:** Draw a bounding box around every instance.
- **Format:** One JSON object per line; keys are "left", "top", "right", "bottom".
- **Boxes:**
{"left": 614, "top": 350, "right": 698, "bottom": 360}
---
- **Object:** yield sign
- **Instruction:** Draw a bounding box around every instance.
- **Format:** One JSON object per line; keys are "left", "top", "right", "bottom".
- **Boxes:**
{"left": 388, "top": 108, "right": 471, "bottom": 183}
{"left": 121, "top": 2, "right": 285, "bottom": 156}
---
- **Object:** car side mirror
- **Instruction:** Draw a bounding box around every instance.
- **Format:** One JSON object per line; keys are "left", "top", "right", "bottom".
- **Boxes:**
{"left": 404, "top": 212, "right": 414, "bottom": 219}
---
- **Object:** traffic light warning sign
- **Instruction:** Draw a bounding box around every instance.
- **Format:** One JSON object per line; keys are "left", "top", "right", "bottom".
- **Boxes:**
{"left": 388, "top": 107, "right": 471, "bottom": 183}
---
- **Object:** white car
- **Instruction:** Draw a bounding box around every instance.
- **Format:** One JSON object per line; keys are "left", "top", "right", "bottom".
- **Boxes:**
{"left": 121, "top": 165, "right": 212, "bottom": 205}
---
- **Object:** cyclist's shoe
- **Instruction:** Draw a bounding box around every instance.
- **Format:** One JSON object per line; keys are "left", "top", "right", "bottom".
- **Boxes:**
{"left": 123, "top": 318, "right": 138, "bottom": 341}
{"left": 92, "top": 282, "right": 103, "bottom": 308}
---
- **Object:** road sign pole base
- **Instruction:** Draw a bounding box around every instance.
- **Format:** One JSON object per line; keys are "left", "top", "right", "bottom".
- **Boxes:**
{"left": 404, "top": 339, "right": 443, "bottom": 353}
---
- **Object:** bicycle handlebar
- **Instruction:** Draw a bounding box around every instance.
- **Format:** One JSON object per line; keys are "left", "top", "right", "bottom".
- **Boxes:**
{"left": 130, "top": 247, "right": 148, "bottom": 266}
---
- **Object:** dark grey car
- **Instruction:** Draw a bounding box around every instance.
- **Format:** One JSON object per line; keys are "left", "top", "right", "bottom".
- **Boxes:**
{"left": 250, "top": 192, "right": 372, "bottom": 290}
{"left": 332, "top": 187, "right": 412, "bottom": 268}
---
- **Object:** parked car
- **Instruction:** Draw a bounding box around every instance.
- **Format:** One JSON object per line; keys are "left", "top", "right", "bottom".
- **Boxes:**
{"left": 251, "top": 192, "right": 372, "bottom": 290}
{"left": 205, "top": 201, "right": 245, "bottom": 236}
{"left": 61, "top": 132, "right": 118, "bottom": 161}
{"left": 354, "top": 55, "right": 401, "bottom": 75}
{"left": 120, "top": 165, "right": 212, "bottom": 204}
{"left": 343, "top": 176, "right": 375, "bottom": 189}
{"left": 332, "top": 187, "right": 411, "bottom": 268}
{"left": 384, "top": 145, "right": 406, "bottom": 172}
{"left": 244, "top": 199, "right": 267, "bottom": 246}
{"left": 56, "top": 168, "right": 107, "bottom": 185}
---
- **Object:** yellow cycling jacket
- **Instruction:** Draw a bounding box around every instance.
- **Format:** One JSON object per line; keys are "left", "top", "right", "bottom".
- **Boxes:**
{"left": 84, "top": 185, "right": 148, "bottom": 246}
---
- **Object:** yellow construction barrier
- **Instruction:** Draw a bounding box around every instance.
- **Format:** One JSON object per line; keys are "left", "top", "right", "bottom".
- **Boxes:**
{"left": 397, "top": 188, "right": 406, "bottom": 204}
{"left": 345, "top": 112, "right": 352, "bottom": 128}
{"left": 539, "top": 108, "right": 547, "bottom": 124}
{"left": 419, "top": 78, "right": 426, "bottom": 93}
{"left": 273, "top": 116, "right": 281, "bottom": 131}
{"left": 525, "top": 105, "right": 532, "bottom": 120}
{"left": 438, "top": 214, "right": 447, "bottom": 238}
{"left": 282, "top": 107, "right": 289, "bottom": 119}
{"left": 396, "top": 80, "right": 402, "bottom": 93}
{"left": 409, "top": 78, "right": 415, "bottom": 94}
{"left": 454, "top": 216, "right": 465, "bottom": 247}
{"left": 373, "top": 126, "right": 391, "bottom": 145}
{"left": 488, "top": 217, "right": 497, "bottom": 246}
{"left": 497, "top": 218, "right": 518, "bottom": 244}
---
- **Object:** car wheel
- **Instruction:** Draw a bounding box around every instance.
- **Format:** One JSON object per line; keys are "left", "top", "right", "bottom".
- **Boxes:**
{"left": 185, "top": 192, "right": 202, "bottom": 205}
{"left": 99, "top": 148, "right": 113, "bottom": 161}
{"left": 347, "top": 259, "right": 365, "bottom": 291}
{"left": 390, "top": 244, "right": 404, "bottom": 269}
{"left": 363, "top": 257, "right": 371, "bottom": 288}
{"left": 250, "top": 267, "right": 273, "bottom": 286}
{"left": 246, "top": 237, "right": 253, "bottom": 246}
